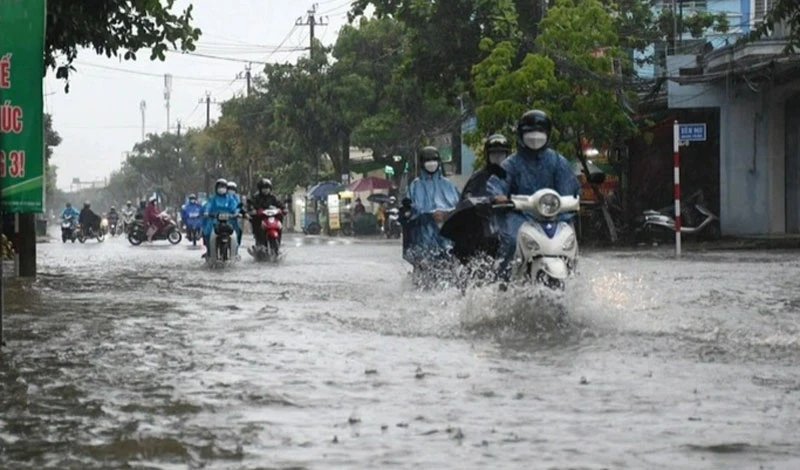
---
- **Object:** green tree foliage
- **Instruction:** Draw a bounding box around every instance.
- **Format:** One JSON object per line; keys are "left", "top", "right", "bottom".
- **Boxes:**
{"left": 748, "top": 0, "right": 799, "bottom": 51}
{"left": 472, "top": 0, "right": 635, "bottom": 159}
{"left": 44, "top": 114, "right": 62, "bottom": 200}
{"left": 46, "top": 0, "right": 201, "bottom": 86}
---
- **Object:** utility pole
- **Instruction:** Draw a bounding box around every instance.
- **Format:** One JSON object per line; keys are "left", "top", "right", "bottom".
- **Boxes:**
{"left": 164, "top": 74, "right": 173, "bottom": 133}
{"left": 199, "top": 92, "right": 218, "bottom": 128}
{"left": 237, "top": 63, "right": 252, "bottom": 96}
{"left": 176, "top": 120, "right": 181, "bottom": 137}
{"left": 296, "top": 3, "right": 328, "bottom": 61}
{"left": 139, "top": 100, "right": 146, "bottom": 141}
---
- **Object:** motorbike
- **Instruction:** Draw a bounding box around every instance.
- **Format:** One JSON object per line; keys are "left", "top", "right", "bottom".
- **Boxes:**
{"left": 206, "top": 212, "right": 238, "bottom": 266}
{"left": 635, "top": 190, "right": 720, "bottom": 244}
{"left": 183, "top": 209, "right": 204, "bottom": 246}
{"left": 247, "top": 206, "right": 285, "bottom": 262}
{"left": 398, "top": 198, "right": 458, "bottom": 289}
{"left": 505, "top": 189, "right": 580, "bottom": 290}
{"left": 127, "top": 213, "right": 183, "bottom": 246}
{"left": 61, "top": 216, "right": 77, "bottom": 243}
{"left": 107, "top": 216, "right": 119, "bottom": 237}
{"left": 99, "top": 216, "right": 110, "bottom": 237}
{"left": 384, "top": 207, "right": 402, "bottom": 239}
{"left": 120, "top": 212, "right": 135, "bottom": 235}
{"left": 77, "top": 221, "right": 105, "bottom": 244}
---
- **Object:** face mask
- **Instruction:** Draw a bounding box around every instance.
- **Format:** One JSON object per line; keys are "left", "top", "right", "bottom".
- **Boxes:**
{"left": 523, "top": 131, "right": 548, "bottom": 150}
{"left": 216, "top": 187, "right": 227, "bottom": 196}
{"left": 261, "top": 188, "right": 271, "bottom": 196}
{"left": 423, "top": 161, "right": 439, "bottom": 173}
{"left": 488, "top": 151, "right": 507, "bottom": 165}
{"left": 189, "top": 200, "right": 196, "bottom": 204}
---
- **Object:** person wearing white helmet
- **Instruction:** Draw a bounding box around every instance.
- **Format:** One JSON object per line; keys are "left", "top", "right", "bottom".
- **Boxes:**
{"left": 226, "top": 181, "right": 243, "bottom": 247}
{"left": 201, "top": 178, "right": 238, "bottom": 258}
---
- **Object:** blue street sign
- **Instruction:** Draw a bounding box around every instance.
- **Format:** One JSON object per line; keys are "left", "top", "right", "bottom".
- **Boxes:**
{"left": 678, "top": 123, "right": 707, "bottom": 142}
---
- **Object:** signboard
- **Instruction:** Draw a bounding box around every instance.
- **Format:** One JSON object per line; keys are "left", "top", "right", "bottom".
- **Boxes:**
{"left": 678, "top": 123, "right": 706, "bottom": 142}
{"left": 0, "top": 0, "right": 46, "bottom": 213}
{"left": 327, "top": 194, "right": 340, "bottom": 230}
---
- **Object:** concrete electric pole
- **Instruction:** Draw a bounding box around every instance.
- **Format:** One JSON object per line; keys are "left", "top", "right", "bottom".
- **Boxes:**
{"left": 164, "top": 74, "right": 173, "bottom": 132}
{"left": 139, "top": 100, "right": 146, "bottom": 141}
{"left": 296, "top": 4, "right": 328, "bottom": 61}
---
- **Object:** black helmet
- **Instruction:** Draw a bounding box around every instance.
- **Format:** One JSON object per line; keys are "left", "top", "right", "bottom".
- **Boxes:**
{"left": 484, "top": 134, "right": 511, "bottom": 157}
{"left": 418, "top": 146, "right": 440, "bottom": 162}
{"left": 518, "top": 110, "right": 551, "bottom": 135}
{"left": 257, "top": 178, "right": 272, "bottom": 191}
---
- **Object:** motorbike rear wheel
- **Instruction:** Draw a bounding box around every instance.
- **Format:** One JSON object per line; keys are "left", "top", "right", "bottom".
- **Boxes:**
{"left": 167, "top": 229, "right": 182, "bottom": 245}
{"left": 268, "top": 238, "right": 279, "bottom": 258}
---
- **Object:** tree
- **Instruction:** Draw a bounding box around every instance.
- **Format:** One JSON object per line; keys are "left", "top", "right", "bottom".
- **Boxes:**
{"left": 45, "top": 0, "right": 201, "bottom": 86}
{"left": 749, "top": 0, "right": 800, "bottom": 51}
{"left": 44, "top": 114, "right": 62, "bottom": 200}
{"left": 472, "top": 0, "right": 636, "bottom": 241}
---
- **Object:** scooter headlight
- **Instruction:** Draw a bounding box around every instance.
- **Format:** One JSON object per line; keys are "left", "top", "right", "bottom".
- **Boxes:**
{"left": 562, "top": 234, "right": 576, "bottom": 251}
{"left": 520, "top": 231, "right": 540, "bottom": 252}
{"left": 538, "top": 193, "right": 561, "bottom": 218}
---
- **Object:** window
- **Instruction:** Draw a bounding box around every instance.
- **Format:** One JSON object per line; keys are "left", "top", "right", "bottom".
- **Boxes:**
{"left": 753, "top": 0, "right": 776, "bottom": 24}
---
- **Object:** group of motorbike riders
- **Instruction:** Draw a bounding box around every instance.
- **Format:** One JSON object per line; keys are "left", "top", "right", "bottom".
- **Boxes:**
{"left": 60, "top": 178, "right": 285, "bottom": 258}
{"left": 401, "top": 109, "right": 580, "bottom": 284}
{"left": 58, "top": 109, "right": 580, "bottom": 278}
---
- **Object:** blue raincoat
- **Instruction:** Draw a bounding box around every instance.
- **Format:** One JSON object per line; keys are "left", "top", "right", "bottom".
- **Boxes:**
{"left": 60, "top": 206, "right": 80, "bottom": 226}
{"left": 487, "top": 145, "right": 580, "bottom": 273}
{"left": 202, "top": 194, "right": 238, "bottom": 237}
{"left": 181, "top": 201, "right": 204, "bottom": 230}
{"left": 227, "top": 192, "right": 242, "bottom": 237}
{"left": 403, "top": 169, "right": 460, "bottom": 263}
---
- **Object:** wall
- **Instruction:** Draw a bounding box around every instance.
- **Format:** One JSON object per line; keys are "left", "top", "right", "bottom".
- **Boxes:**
{"left": 670, "top": 66, "right": 800, "bottom": 234}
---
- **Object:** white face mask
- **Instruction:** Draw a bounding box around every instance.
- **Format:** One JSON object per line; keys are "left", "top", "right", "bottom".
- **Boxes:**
{"left": 488, "top": 152, "right": 508, "bottom": 165}
{"left": 216, "top": 187, "right": 227, "bottom": 196}
{"left": 423, "top": 161, "right": 439, "bottom": 173}
{"left": 523, "top": 131, "right": 548, "bottom": 150}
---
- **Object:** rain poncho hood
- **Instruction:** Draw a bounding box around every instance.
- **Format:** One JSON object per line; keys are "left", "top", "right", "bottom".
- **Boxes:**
{"left": 487, "top": 145, "right": 580, "bottom": 274}
{"left": 403, "top": 169, "right": 460, "bottom": 263}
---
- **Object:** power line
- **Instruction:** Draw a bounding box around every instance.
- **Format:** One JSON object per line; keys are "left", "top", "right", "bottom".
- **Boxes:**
{"left": 296, "top": 3, "right": 329, "bottom": 60}
{"left": 73, "top": 61, "right": 234, "bottom": 82}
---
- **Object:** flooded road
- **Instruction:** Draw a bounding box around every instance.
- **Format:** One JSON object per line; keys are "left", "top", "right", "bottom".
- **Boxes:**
{"left": 2, "top": 231, "right": 800, "bottom": 469}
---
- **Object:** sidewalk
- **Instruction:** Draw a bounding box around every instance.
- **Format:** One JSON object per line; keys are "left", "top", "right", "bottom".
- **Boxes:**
{"left": 585, "top": 234, "right": 800, "bottom": 252}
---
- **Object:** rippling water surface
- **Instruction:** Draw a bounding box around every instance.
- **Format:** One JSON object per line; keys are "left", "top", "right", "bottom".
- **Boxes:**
{"left": 2, "top": 232, "right": 800, "bottom": 469}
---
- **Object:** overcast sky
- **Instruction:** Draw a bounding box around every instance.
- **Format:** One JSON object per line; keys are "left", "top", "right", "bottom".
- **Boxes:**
{"left": 46, "top": 0, "right": 353, "bottom": 191}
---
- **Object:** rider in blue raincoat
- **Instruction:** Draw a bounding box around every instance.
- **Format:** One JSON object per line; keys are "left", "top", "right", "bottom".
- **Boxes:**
{"left": 488, "top": 110, "right": 580, "bottom": 279}
{"left": 226, "top": 181, "right": 243, "bottom": 247}
{"left": 181, "top": 194, "right": 204, "bottom": 235}
{"left": 402, "top": 146, "right": 460, "bottom": 265}
{"left": 202, "top": 178, "right": 239, "bottom": 258}
{"left": 60, "top": 202, "right": 80, "bottom": 226}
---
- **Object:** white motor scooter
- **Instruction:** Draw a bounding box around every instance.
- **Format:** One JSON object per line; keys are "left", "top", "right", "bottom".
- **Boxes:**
{"left": 508, "top": 189, "right": 580, "bottom": 289}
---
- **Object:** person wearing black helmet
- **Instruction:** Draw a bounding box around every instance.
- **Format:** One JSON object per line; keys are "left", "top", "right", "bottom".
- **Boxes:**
{"left": 402, "top": 146, "right": 460, "bottom": 267}
{"left": 461, "top": 133, "right": 511, "bottom": 199}
{"left": 79, "top": 201, "right": 101, "bottom": 236}
{"left": 487, "top": 109, "right": 580, "bottom": 279}
{"left": 246, "top": 177, "right": 285, "bottom": 248}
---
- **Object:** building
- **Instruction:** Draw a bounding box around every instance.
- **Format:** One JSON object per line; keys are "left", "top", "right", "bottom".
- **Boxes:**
{"left": 667, "top": 9, "right": 798, "bottom": 235}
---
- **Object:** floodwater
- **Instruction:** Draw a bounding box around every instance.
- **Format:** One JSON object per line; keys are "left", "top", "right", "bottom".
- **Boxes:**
{"left": 2, "top": 230, "right": 800, "bottom": 469}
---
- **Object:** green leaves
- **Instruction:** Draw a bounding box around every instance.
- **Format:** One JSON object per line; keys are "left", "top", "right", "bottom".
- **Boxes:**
{"left": 45, "top": 0, "right": 201, "bottom": 76}
{"left": 471, "top": 0, "right": 635, "bottom": 159}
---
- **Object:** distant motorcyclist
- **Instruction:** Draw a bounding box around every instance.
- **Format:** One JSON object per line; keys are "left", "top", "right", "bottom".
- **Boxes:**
{"left": 61, "top": 202, "right": 79, "bottom": 225}
{"left": 78, "top": 201, "right": 101, "bottom": 235}
{"left": 180, "top": 194, "right": 204, "bottom": 225}
{"left": 202, "top": 178, "right": 239, "bottom": 258}
{"left": 246, "top": 178, "right": 285, "bottom": 247}
{"left": 143, "top": 197, "right": 164, "bottom": 242}
{"left": 403, "top": 146, "right": 460, "bottom": 266}
{"left": 462, "top": 134, "right": 511, "bottom": 200}
{"left": 107, "top": 206, "right": 119, "bottom": 230}
{"left": 227, "top": 181, "right": 243, "bottom": 247}
{"left": 487, "top": 110, "right": 580, "bottom": 279}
